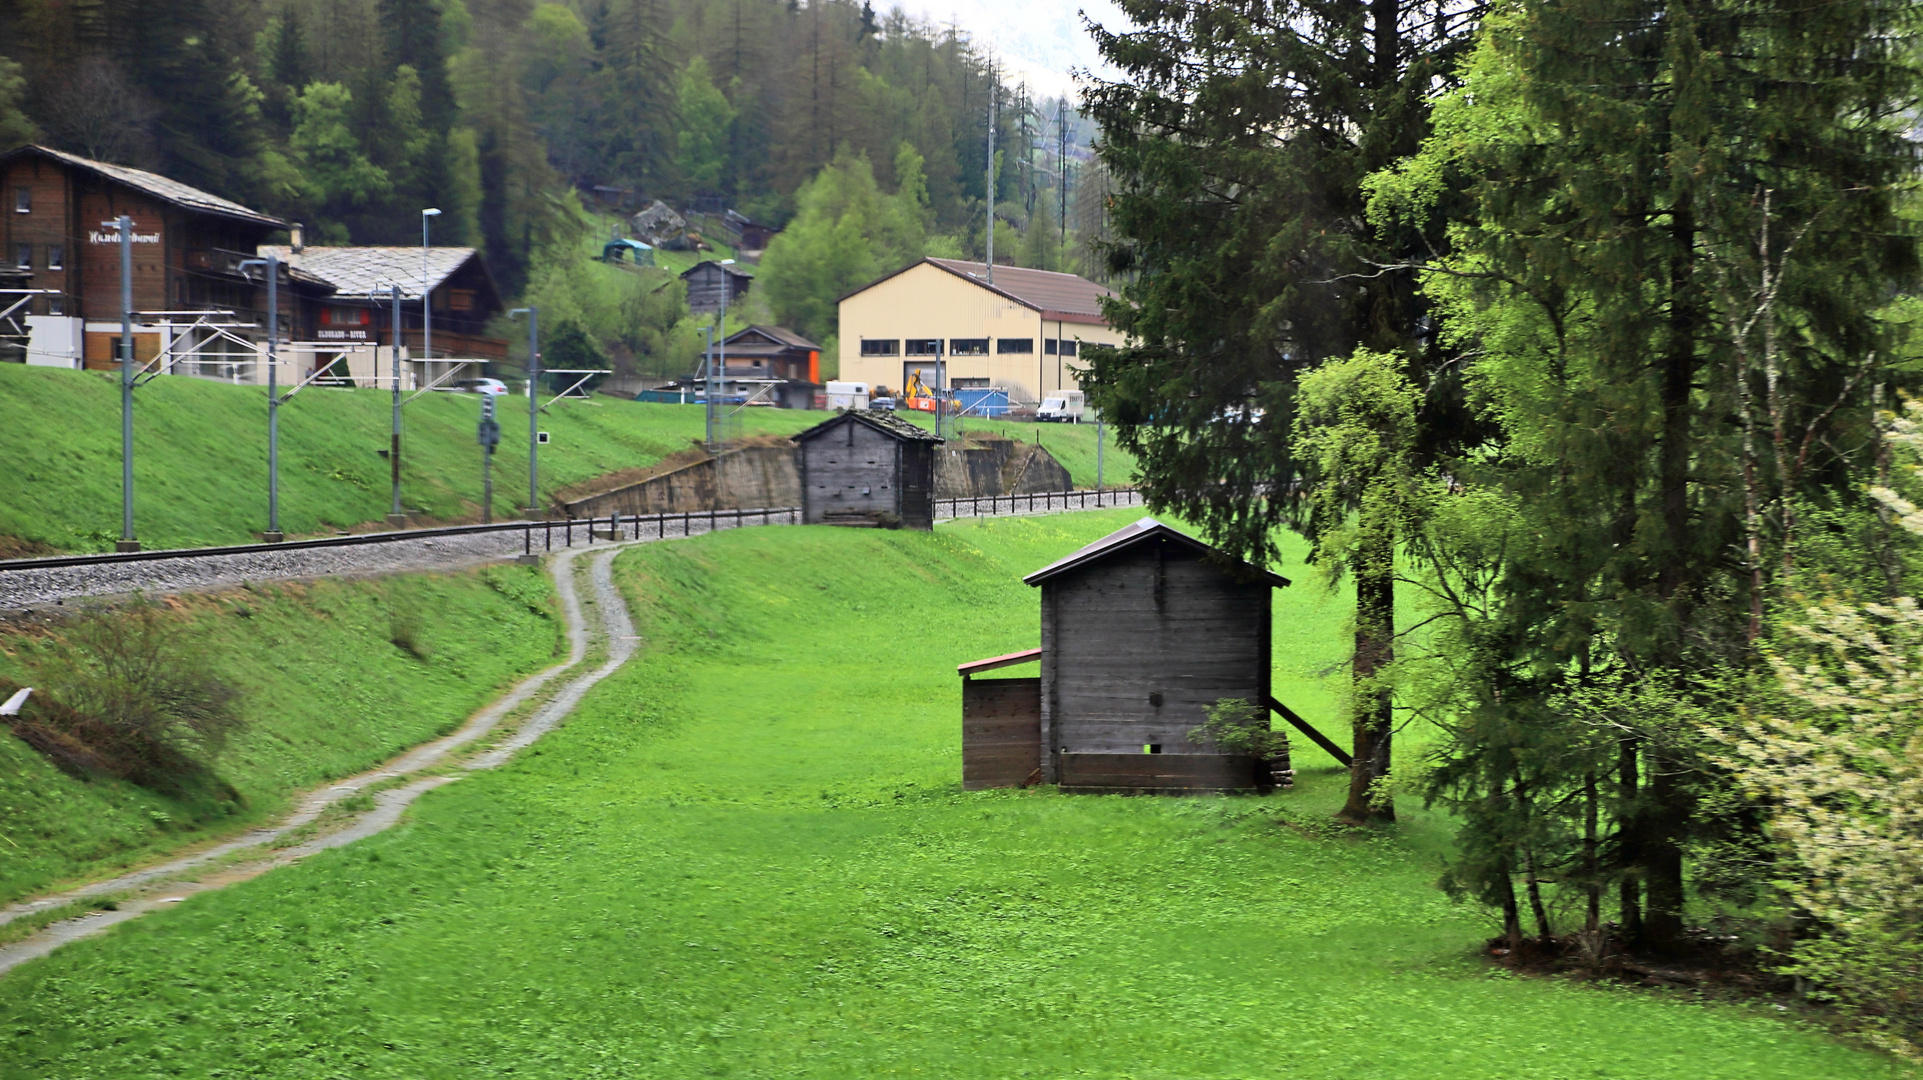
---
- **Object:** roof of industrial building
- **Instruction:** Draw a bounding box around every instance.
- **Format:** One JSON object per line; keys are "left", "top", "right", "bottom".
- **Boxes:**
{"left": 3, "top": 145, "right": 287, "bottom": 229}
{"left": 840, "top": 257, "right": 1117, "bottom": 326}
{"left": 1023, "top": 517, "right": 1292, "bottom": 588}
{"left": 790, "top": 409, "right": 945, "bottom": 445}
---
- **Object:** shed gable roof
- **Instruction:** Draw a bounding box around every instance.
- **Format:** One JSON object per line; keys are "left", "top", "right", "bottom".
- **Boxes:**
{"left": 791, "top": 410, "right": 945, "bottom": 445}
{"left": 1023, "top": 517, "right": 1291, "bottom": 588}
{"left": 3, "top": 144, "right": 285, "bottom": 229}
{"left": 680, "top": 260, "right": 753, "bottom": 281}
{"left": 725, "top": 325, "right": 817, "bottom": 350}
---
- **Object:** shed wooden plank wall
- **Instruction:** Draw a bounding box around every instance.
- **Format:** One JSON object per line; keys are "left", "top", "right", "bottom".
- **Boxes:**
{"left": 961, "top": 677, "right": 1041, "bottom": 789}
{"left": 899, "top": 441, "right": 935, "bottom": 530}
{"left": 799, "top": 420, "right": 918, "bottom": 526}
{"left": 1041, "top": 542, "right": 1270, "bottom": 779}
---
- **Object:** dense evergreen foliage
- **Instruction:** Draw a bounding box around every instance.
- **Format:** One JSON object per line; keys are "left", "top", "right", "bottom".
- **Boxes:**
{"left": 0, "top": 0, "right": 1088, "bottom": 295}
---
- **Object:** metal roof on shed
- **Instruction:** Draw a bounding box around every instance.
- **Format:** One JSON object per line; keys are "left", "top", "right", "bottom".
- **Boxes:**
{"left": 1022, "top": 517, "right": 1291, "bottom": 588}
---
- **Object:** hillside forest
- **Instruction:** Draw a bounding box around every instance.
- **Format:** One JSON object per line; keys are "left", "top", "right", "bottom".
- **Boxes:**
{"left": 0, "top": 0, "right": 1105, "bottom": 375}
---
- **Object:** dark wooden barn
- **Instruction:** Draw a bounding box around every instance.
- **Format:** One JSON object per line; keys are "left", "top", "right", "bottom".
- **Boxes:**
{"left": 792, "top": 411, "right": 943, "bottom": 529}
{"left": 959, "top": 517, "right": 1348, "bottom": 794}
{"left": 681, "top": 259, "right": 753, "bottom": 315}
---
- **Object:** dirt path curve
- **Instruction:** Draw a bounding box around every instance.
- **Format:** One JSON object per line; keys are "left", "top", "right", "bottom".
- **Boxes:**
{"left": 0, "top": 539, "right": 647, "bottom": 978}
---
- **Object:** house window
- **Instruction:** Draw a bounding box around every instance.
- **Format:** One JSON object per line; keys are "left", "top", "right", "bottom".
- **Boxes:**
{"left": 13, "top": 244, "right": 28, "bottom": 270}
{"left": 46, "top": 244, "right": 63, "bottom": 270}
{"left": 325, "top": 306, "right": 372, "bottom": 326}
{"left": 997, "top": 337, "right": 1032, "bottom": 354}
{"left": 904, "top": 339, "right": 941, "bottom": 356}
{"left": 12, "top": 188, "right": 27, "bottom": 213}
{"left": 448, "top": 288, "right": 476, "bottom": 312}
{"left": 47, "top": 296, "right": 63, "bottom": 315}
{"left": 949, "top": 337, "right": 988, "bottom": 356}
{"left": 860, "top": 338, "right": 899, "bottom": 356}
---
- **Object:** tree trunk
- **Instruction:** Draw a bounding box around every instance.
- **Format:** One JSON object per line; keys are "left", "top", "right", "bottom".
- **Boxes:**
{"left": 1617, "top": 737, "right": 1643, "bottom": 942}
{"left": 1584, "top": 770, "right": 1601, "bottom": 935}
{"left": 1524, "top": 845, "right": 1553, "bottom": 941}
{"left": 1339, "top": 526, "right": 1395, "bottom": 824}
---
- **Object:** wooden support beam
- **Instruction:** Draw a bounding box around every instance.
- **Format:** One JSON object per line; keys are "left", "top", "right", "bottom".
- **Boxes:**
{"left": 1267, "top": 695, "right": 1352, "bottom": 767}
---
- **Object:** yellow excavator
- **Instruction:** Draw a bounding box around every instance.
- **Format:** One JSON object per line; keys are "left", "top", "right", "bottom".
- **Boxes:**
{"left": 902, "top": 368, "right": 940, "bottom": 413}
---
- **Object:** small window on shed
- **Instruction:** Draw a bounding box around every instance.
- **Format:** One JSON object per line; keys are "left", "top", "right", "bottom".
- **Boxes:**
{"left": 1144, "top": 743, "right": 1163, "bottom": 754}
{"left": 448, "top": 288, "right": 477, "bottom": 312}
{"left": 12, "top": 188, "right": 27, "bottom": 213}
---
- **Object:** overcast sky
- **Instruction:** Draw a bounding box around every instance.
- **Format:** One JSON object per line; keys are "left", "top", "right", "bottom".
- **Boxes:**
{"left": 884, "top": 0, "right": 1131, "bottom": 99}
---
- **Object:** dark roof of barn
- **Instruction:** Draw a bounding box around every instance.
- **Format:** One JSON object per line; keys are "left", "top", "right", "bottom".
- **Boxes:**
{"left": 680, "top": 260, "right": 753, "bottom": 281}
{"left": 791, "top": 410, "right": 945, "bottom": 445}
{"left": 839, "top": 257, "right": 1117, "bottom": 326}
{"left": 1023, "top": 517, "right": 1291, "bottom": 588}
{"left": 3, "top": 145, "right": 286, "bottom": 229}
{"left": 723, "top": 325, "right": 818, "bottom": 351}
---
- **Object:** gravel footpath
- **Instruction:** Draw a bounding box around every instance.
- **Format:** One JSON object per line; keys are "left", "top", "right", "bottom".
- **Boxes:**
{"left": 0, "top": 539, "right": 636, "bottom": 976}
{"left": 0, "top": 490, "right": 1141, "bottom": 611}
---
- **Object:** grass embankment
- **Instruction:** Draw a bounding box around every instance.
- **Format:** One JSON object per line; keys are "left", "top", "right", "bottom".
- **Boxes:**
{"left": 0, "top": 510, "right": 1899, "bottom": 1078}
{"left": 0, "top": 364, "right": 1129, "bottom": 553}
{"left": 0, "top": 564, "right": 560, "bottom": 905}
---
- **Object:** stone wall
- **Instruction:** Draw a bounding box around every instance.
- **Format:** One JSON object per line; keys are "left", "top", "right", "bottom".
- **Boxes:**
{"left": 559, "top": 432, "right": 1071, "bottom": 518}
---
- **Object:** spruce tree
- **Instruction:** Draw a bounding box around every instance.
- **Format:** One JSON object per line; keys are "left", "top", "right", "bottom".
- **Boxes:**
{"left": 1369, "top": 0, "right": 1921, "bottom": 948}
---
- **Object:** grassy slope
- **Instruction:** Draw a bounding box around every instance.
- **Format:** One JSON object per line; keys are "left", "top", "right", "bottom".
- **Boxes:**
{"left": 0, "top": 510, "right": 1897, "bottom": 1079}
{"left": 0, "top": 364, "right": 1128, "bottom": 553}
{"left": 0, "top": 564, "right": 560, "bottom": 904}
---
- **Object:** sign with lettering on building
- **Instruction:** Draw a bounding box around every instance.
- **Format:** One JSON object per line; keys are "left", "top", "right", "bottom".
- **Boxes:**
{"left": 87, "top": 230, "right": 160, "bottom": 244}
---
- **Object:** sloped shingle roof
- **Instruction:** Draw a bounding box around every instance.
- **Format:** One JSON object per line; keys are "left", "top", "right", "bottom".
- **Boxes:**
{"left": 1023, "top": 517, "right": 1291, "bottom": 588}
{"left": 257, "top": 246, "right": 485, "bottom": 301}
{"left": 5, "top": 145, "right": 285, "bottom": 229}
{"left": 791, "top": 410, "right": 945, "bottom": 445}
{"left": 725, "top": 325, "right": 818, "bottom": 350}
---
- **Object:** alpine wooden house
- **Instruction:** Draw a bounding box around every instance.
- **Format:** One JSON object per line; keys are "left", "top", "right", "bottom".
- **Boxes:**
{"left": 961, "top": 517, "right": 1333, "bottom": 794}
{"left": 792, "top": 411, "right": 942, "bottom": 530}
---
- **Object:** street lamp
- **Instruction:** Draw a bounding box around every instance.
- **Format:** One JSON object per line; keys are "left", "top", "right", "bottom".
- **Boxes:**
{"left": 707, "top": 258, "right": 735, "bottom": 451}
{"left": 510, "top": 306, "right": 539, "bottom": 515}
{"left": 421, "top": 208, "right": 440, "bottom": 372}
{"left": 238, "top": 253, "right": 283, "bottom": 541}
{"left": 387, "top": 282, "right": 406, "bottom": 528}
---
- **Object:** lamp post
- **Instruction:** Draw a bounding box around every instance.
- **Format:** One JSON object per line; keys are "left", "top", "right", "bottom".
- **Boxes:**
{"left": 421, "top": 208, "right": 440, "bottom": 371}
{"left": 707, "top": 259, "right": 735, "bottom": 451}
{"left": 108, "top": 215, "right": 137, "bottom": 552}
{"left": 238, "top": 253, "right": 283, "bottom": 541}
{"left": 510, "top": 306, "right": 539, "bottom": 515}
{"left": 387, "top": 283, "right": 406, "bottom": 528}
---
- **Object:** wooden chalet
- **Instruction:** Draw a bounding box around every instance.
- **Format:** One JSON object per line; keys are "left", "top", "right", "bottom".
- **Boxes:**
{"left": 718, "top": 325, "right": 820, "bottom": 408}
{"left": 0, "top": 143, "right": 315, "bottom": 369}
{"left": 792, "top": 411, "right": 942, "bottom": 529}
{"left": 960, "top": 517, "right": 1348, "bottom": 794}
{"left": 681, "top": 259, "right": 752, "bottom": 315}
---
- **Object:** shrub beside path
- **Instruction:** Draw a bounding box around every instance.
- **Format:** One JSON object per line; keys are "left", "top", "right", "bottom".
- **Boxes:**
{"left": 0, "top": 537, "right": 644, "bottom": 977}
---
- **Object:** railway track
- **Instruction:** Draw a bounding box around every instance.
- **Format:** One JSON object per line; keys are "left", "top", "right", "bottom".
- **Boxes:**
{"left": 0, "top": 489, "right": 1141, "bottom": 610}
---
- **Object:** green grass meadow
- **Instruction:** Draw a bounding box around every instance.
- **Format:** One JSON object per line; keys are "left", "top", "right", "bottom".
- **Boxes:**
{"left": 0, "top": 564, "right": 561, "bottom": 905}
{"left": 0, "top": 510, "right": 1900, "bottom": 1079}
{"left": 0, "top": 364, "right": 1131, "bottom": 553}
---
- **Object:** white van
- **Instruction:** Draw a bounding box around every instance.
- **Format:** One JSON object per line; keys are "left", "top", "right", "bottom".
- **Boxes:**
{"left": 826, "top": 381, "right": 870, "bottom": 410}
{"left": 1037, "top": 389, "right": 1085, "bottom": 423}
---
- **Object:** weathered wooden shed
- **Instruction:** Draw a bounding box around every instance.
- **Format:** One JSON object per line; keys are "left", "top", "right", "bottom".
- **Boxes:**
{"left": 960, "top": 517, "right": 1348, "bottom": 793}
{"left": 792, "top": 411, "right": 943, "bottom": 529}
{"left": 681, "top": 259, "right": 753, "bottom": 315}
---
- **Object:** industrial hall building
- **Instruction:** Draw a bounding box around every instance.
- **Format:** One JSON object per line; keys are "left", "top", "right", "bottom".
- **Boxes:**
{"left": 1, "top": 144, "right": 505, "bottom": 390}
{"left": 836, "top": 258, "right": 1123, "bottom": 407}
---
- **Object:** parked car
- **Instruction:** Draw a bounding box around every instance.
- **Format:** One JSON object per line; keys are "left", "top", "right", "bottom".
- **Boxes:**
{"left": 869, "top": 396, "right": 896, "bottom": 412}
{"left": 455, "top": 377, "right": 510, "bottom": 396}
